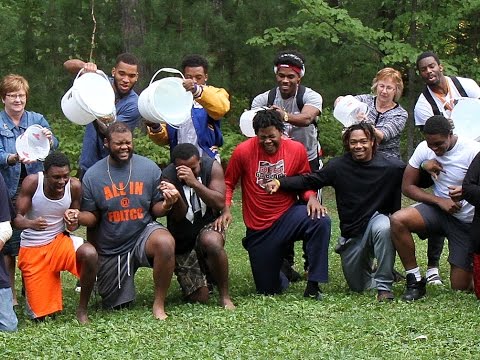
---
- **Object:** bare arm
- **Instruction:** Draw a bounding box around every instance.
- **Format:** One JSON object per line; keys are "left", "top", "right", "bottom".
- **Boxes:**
{"left": 151, "top": 186, "right": 180, "bottom": 217}
{"left": 272, "top": 104, "right": 320, "bottom": 127}
{"left": 64, "top": 59, "right": 98, "bottom": 75}
{"left": 63, "top": 178, "right": 82, "bottom": 232}
{"left": 177, "top": 160, "right": 225, "bottom": 211}
{"left": 13, "top": 175, "right": 48, "bottom": 231}
{"left": 402, "top": 164, "right": 462, "bottom": 214}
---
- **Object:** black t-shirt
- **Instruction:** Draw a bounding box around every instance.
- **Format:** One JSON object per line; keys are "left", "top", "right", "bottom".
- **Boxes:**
{"left": 280, "top": 152, "right": 406, "bottom": 239}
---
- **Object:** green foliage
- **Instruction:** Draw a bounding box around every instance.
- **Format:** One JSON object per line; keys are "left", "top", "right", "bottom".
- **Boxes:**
{"left": 319, "top": 108, "right": 344, "bottom": 157}
{"left": 49, "top": 115, "right": 84, "bottom": 176}
{"left": 1, "top": 0, "right": 480, "bottom": 164}
{"left": 132, "top": 127, "right": 170, "bottom": 167}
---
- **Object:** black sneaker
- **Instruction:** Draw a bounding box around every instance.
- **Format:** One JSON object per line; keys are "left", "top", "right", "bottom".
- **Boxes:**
{"left": 281, "top": 259, "right": 302, "bottom": 282}
{"left": 402, "top": 273, "right": 426, "bottom": 301}
{"left": 303, "top": 281, "right": 323, "bottom": 301}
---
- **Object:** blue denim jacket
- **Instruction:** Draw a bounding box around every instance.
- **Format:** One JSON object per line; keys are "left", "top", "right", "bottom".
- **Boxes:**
{"left": 0, "top": 110, "right": 58, "bottom": 198}
{"left": 79, "top": 87, "right": 140, "bottom": 172}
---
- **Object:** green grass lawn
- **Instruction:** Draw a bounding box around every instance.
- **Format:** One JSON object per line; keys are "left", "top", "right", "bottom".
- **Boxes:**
{"left": 1, "top": 188, "right": 479, "bottom": 359}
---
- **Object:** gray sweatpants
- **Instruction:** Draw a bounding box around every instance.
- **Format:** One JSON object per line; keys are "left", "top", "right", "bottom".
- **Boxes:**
{"left": 338, "top": 212, "right": 395, "bottom": 292}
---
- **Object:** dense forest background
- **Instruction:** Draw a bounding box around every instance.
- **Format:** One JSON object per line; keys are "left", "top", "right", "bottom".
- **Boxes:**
{"left": 1, "top": 0, "right": 479, "bottom": 166}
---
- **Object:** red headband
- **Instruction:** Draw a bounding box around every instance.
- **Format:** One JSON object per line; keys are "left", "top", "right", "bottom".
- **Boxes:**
{"left": 275, "top": 64, "right": 304, "bottom": 77}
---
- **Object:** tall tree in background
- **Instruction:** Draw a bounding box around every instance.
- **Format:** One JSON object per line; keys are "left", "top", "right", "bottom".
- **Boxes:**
{"left": 120, "top": 0, "right": 147, "bottom": 81}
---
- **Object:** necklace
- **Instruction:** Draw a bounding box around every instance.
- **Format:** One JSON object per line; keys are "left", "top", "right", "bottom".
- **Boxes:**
{"left": 107, "top": 156, "right": 132, "bottom": 191}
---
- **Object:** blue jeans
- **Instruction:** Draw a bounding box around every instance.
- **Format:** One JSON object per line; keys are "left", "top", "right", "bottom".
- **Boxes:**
{"left": 0, "top": 287, "right": 17, "bottom": 332}
{"left": 243, "top": 204, "right": 331, "bottom": 295}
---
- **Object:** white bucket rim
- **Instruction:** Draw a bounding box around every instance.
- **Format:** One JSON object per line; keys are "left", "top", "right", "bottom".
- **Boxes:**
{"left": 239, "top": 108, "right": 268, "bottom": 137}
{"left": 73, "top": 71, "right": 115, "bottom": 116}
{"left": 333, "top": 95, "right": 369, "bottom": 127}
{"left": 139, "top": 70, "right": 193, "bottom": 127}
{"left": 16, "top": 124, "right": 50, "bottom": 161}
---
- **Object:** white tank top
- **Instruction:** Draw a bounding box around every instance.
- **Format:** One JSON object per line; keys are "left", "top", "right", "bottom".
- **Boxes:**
{"left": 20, "top": 172, "right": 72, "bottom": 247}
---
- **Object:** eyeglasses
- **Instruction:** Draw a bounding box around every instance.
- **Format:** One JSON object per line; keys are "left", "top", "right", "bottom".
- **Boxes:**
{"left": 5, "top": 94, "right": 26, "bottom": 100}
{"left": 377, "top": 84, "right": 396, "bottom": 92}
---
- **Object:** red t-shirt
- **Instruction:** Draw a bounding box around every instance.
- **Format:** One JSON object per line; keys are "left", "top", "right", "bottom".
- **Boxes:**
{"left": 225, "top": 137, "right": 316, "bottom": 230}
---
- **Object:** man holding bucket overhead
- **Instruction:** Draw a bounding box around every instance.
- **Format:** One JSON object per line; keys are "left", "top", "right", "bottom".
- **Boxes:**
{"left": 64, "top": 53, "right": 141, "bottom": 179}
{"left": 147, "top": 54, "right": 230, "bottom": 163}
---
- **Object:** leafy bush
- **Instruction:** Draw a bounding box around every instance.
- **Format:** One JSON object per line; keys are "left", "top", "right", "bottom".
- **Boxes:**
{"left": 49, "top": 115, "right": 84, "bottom": 176}
{"left": 319, "top": 108, "right": 344, "bottom": 157}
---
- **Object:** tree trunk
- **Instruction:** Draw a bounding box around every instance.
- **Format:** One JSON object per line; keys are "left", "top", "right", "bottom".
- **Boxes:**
{"left": 120, "top": 0, "right": 147, "bottom": 86}
{"left": 407, "top": 0, "right": 417, "bottom": 157}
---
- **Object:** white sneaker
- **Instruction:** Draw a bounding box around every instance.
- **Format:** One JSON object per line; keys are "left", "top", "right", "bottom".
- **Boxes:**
{"left": 426, "top": 273, "right": 443, "bottom": 286}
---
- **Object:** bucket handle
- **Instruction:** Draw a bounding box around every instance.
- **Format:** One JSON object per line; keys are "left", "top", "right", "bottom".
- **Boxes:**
{"left": 149, "top": 68, "right": 185, "bottom": 85}
{"left": 74, "top": 68, "right": 110, "bottom": 84}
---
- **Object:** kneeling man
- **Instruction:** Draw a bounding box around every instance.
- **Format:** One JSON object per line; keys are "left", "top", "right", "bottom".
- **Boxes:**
{"left": 161, "top": 143, "right": 234, "bottom": 309}
{"left": 390, "top": 115, "right": 480, "bottom": 300}
{"left": 267, "top": 122, "right": 405, "bottom": 301}
{"left": 14, "top": 152, "right": 97, "bottom": 324}
{"left": 73, "top": 122, "right": 178, "bottom": 320}
{"left": 218, "top": 109, "right": 331, "bottom": 299}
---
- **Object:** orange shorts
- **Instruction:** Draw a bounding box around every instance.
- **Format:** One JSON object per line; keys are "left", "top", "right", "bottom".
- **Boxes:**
{"left": 18, "top": 232, "right": 80, "bottom": 319}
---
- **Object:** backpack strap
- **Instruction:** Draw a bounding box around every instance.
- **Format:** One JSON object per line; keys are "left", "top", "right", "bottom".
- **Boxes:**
{"left": 295, "top": 85, "right": 306, "bottom": 112}
{"left": 267, "top": 88, "right": 276, "bottom": 107}
{"left": 422, "top": 87, "right": 442, "bottom": 116}
{"left": 450, "top": 76, "right": 468, "bottom": 97}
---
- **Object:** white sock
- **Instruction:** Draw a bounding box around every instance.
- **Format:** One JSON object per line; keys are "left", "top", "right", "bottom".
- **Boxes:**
{"left": 426, "top": 267, "right": 439, "bottom": 279}
{"left": 406, "top": 267, "right": 421, "bottom": 282}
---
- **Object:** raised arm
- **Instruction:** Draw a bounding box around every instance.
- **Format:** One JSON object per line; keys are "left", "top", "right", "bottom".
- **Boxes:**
{"left": 63, "top": 59, "right": 98, "bottom": 75}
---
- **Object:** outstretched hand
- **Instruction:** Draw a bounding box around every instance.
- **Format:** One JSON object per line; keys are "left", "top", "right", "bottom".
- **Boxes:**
{"left": 265, "top": 180, "right": 280, "bottom": 194}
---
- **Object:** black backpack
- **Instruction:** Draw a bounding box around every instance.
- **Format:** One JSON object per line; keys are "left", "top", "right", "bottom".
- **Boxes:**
{"left": 422, "top": 76, "right": 468, "bottom": 115}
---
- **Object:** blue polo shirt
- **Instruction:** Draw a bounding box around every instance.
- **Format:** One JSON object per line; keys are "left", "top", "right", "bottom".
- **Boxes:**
{"left": 79, "top": 83, "right": 140, "bottom": 172}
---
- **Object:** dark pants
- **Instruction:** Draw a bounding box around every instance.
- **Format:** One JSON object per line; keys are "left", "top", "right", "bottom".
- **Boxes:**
{"left": 427, "top": 236, "right": 444, "bottom": 267}
{"left": 284, "top": 156, "right": 321, "bottom": 269}
{"left": 243, "top": 204, "right": 331, "bottom": 295}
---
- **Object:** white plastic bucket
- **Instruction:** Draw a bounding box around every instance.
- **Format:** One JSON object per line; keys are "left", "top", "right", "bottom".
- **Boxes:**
{"left": 61, "top": 69, "right": 116, "bottom": 125}
{"left": 451, "top": 97, "right": 480, "bottom": 141}
{"left": 138, "top": 68, "right": 193, "bottom": 127}
{"left": 15, "top": 124, "right": 50, "bottom": 161}
{"left": 333, "top": 95, "right": 369, "bottom": 127}
{"left": 239, "top": 108, "right": 269, "bottom": 137}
